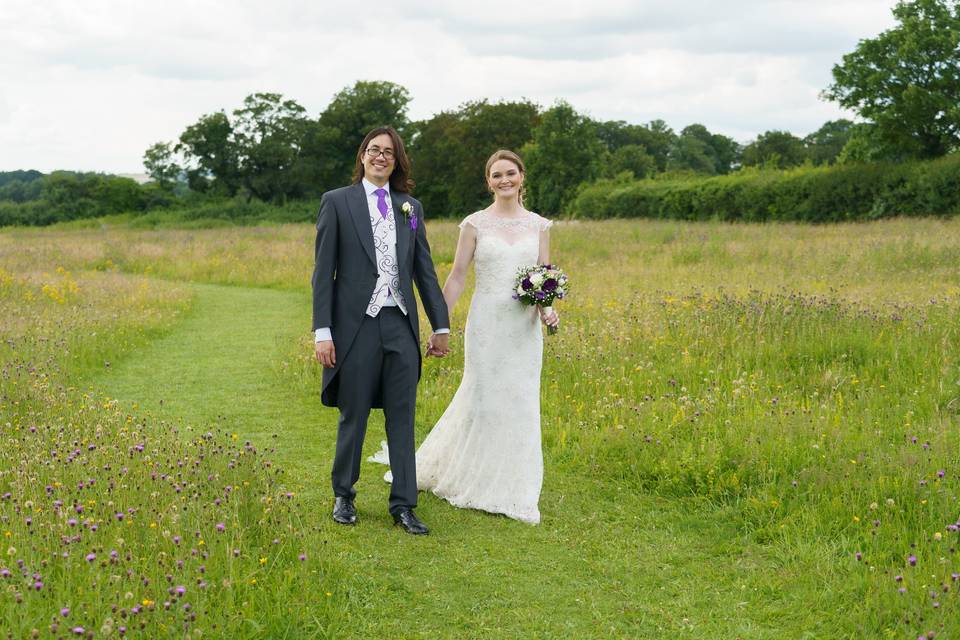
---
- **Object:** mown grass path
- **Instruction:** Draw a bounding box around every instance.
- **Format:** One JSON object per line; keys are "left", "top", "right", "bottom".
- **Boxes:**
{"left": 90, "top": 282, "right": 823, "bottom": 638}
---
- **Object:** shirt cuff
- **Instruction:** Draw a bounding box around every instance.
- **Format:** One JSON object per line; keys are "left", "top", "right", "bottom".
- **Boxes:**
{"left": 314, "top": 327, "right": 332, "bottom": 342}
{"left": 434, "top": 328, "right": 450, "bottom": 334}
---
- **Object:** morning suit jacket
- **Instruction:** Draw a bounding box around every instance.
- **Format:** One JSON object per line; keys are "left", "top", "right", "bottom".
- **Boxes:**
{"left": 311, "top": 182, "right": 449, "bottom": 408}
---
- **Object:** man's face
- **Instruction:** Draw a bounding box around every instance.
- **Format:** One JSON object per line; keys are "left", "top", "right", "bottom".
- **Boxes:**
{"left": 361, "top": 133, "right": 395, "bottom": 186}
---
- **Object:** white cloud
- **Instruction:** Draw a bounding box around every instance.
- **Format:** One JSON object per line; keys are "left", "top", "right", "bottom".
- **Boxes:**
{"left": 0, "top": 0, "right": 899, "bottom": 172}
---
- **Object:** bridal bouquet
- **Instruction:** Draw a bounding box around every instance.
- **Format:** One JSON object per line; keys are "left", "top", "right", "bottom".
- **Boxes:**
{"left": 513, "top": 264, "right": 568, "bottom": 335}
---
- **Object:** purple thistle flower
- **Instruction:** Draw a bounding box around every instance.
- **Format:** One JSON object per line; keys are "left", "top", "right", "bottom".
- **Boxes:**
{"left": 908, "top": 555, "right": 917, "bottom": 566}
{"left": 895, "top": 575, "right": 903, "bottom": 582}
{"left": 937, "top": 470, "right": 945, "bottom": 478}
{"left": 71, "top": 627, "right": 84, "bottom": 635}
{"left": 85, "top": 553, "right": 96, "bottom": 562}
{"left": 299, "top": 553, "right": 306, "bottom": 562}
{"left": 60, "top": 607, "right": 70, "bottom": 617}
{"left": 216, "top": 523, "right": 225, "bottom": 532}
{"left": 175, "top": 585, "right": 186, "bottom": 596}
{"left": 0, "top": 569, "right": 9, "bottom": 578}
{"left": 854, "top": 552, "right": 862, "bottom": 561}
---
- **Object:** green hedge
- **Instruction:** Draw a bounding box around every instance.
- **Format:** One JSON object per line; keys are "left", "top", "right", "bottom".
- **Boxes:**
{"left": 570, "top": 154, "right": 960, "bottom": 222}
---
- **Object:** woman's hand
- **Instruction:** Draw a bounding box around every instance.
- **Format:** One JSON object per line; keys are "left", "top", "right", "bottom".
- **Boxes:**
{"left": 539, "top": 306, "right": 559, "bottom": 330}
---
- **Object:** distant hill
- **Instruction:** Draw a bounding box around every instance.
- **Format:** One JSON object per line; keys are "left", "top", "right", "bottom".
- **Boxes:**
{"left": 0, "top": 170, "right": 44, "bottom": 187}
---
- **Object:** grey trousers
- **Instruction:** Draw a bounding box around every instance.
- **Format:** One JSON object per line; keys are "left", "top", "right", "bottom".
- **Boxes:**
{"left": 331, "top": 307, "right": 419, "bottom": 514}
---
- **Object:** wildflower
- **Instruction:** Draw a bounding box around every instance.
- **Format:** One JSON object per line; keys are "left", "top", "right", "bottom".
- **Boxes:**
{"left": 60, "top": 607, "right": 70, "bottom": 617}
{"left": 908, "top": 555, "right": 917, "bottom": 566}
{"left": 215, "top": 523, "right": 225, "bottom": 532}
{"left": 86, "top": 553, "right": 96, "bottom": 562}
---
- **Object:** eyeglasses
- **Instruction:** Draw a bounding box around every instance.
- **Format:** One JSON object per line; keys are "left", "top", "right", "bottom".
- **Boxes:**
{"left": 365, "top": 147, "right": 395, "bottom": 160}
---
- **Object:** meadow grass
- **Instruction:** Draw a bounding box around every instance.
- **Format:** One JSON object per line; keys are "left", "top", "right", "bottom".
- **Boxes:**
{"left": 2, "top": 217, "right": 960, "bottom": 638}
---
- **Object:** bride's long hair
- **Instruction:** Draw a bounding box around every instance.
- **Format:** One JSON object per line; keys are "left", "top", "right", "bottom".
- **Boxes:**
{"left": 485, "top": 149, "right": 526, "bottom": 207}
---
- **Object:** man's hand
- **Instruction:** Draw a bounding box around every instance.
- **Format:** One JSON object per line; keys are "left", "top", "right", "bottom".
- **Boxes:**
{"left": 426, "top": 332, "right": 450, "bottom": 358}
{"left": 315, "top": 340, "right": 336, "bottom": 368}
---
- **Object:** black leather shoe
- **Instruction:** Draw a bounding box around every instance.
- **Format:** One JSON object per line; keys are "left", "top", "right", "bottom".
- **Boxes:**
{"left": 392, "top": 508, "right": 429, "bottom": 535}
{"left": 332, "top": 497, "right": 357, "bottom": 525}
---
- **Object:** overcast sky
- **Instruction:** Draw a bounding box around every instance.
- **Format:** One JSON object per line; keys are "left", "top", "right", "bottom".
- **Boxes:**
{"left": 0, "top": 0, "right": 898, "bottom": 174}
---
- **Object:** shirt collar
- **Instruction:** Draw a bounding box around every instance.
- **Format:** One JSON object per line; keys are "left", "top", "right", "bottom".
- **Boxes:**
{"left": 362, "top": 178, "right": 390, "bottom": 198}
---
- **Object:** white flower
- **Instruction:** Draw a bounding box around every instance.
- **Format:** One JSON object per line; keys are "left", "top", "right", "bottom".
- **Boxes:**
{"left": 401, "top": 202, "right": 412, "bottom": 214}
{"left": 530, "top": 273, "right": 545, "bottom": 287}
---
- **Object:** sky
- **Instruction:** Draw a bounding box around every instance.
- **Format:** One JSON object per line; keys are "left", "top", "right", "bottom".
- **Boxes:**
{"left": 0, "top": 0, "right": 899, "bottom": 174}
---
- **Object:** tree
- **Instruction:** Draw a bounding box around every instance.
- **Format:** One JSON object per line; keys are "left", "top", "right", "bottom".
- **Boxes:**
{"left": 824, "top": 0, "right": 960, "bottom": 158}
{"left": 522, "top": 101, "right": 607, "bottom": 214}
{"left": 596, "top": 119, "right": 676, "bottom": 172}
{"left": 741, "top": 130, "right": 807, "bottom": 168}
{"left": 308, "top": 81, "right": 412, "bottom": 191}
{"left": 142, "top": 142, "right": 181, "bottom": 190}
{"left": 176, "top": 111, "right": 240, "bottom": 196}
{"left": 667, "top": 124, "right": 740, "bottom": 174}
{"left": 803, "top": 119, "right": 856, "bottom": 165}
{"left": 610, "top": 144, "right": 656, "bottom": 179}
{"left": 231, "top": 93, "right": 309, "bottom": 203}
{"left": 409, "top": 99, "right": 540, "bottom": 216}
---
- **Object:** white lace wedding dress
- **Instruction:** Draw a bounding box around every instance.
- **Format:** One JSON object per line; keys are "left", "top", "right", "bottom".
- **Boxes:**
{"left": 373, "top": 209, "right": 552, "bottom": 524}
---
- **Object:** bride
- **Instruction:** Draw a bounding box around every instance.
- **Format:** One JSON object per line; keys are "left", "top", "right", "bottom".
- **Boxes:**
{"left": 379, "top": 149, "right": 558, "bottom": 524}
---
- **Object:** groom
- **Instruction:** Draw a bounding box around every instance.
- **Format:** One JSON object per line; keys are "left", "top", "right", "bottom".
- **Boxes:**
{"left": 312, "top": 126, "right": 450, "bottom": 535}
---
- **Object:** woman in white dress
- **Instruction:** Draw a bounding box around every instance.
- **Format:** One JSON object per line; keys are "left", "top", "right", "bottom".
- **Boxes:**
{"left": 414, "top": 149, "right": 559, "bottom": 524}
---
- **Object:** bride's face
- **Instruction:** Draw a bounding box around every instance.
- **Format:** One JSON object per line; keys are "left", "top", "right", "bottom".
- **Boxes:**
{"left": 487, "top": 159, "right": 523, "bottom": 200}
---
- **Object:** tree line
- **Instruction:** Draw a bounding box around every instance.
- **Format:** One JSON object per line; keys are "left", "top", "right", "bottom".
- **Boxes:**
{"left": 2, "top": 0, "right": 957, "bottom": 226}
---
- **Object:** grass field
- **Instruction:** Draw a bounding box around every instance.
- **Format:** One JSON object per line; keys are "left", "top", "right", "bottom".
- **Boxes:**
{"left": 2, "top": 217, "right": 960, "bottom": 638}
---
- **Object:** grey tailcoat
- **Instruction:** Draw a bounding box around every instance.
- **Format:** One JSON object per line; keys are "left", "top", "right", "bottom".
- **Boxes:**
{"left": 311, "top": 182, "right": 449, "bottom": 408}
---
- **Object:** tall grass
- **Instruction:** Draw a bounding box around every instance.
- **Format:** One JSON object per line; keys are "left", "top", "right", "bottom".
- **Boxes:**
{"left": 2, "top": 216, "right": 960, "bottom": 636}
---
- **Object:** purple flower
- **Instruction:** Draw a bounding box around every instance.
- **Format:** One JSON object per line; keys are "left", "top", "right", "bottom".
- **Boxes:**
{"left": 895, "top": 575, "right": 903, "bottom": 582}
{"left": 937, "top": 470, "right": 945, "bottom": 478}
{"left": 85, "top": 553, "right": 96, "bottom": 562}
{"left": 409, "top": 213, "right": 418, "bottom": 231}
{"left": 521, "top": 277, "right": 533, "bottom": 291}
{"left": 534, "top": 291, "right": 545, "bottom": 300}
{"left": 71, "top": 628, "right": 85, "bottom": 635}
{"left": 908, "top": 555, "right": 917, "bottom": 566}
{"left": 175, "top": 585, "right": 186, "bottom": 596}
{"left": 542, "top": 278, "right": 558, "bottom": 292}
{"left": 298, "top": 553, "right": 306, "bottom": 562}
{"left": 855, "top": 552, "right": 862, "bottom": 561}
{"left": 216, "top": 523, "right": 225, "bottom": 532}
{"left": 60, "top": 607, "right": 70, "bottom": 617}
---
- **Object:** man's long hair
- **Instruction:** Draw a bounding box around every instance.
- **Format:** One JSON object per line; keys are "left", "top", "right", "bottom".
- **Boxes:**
{"left": 351, "top": 126, "right": 414, "bottom": 193}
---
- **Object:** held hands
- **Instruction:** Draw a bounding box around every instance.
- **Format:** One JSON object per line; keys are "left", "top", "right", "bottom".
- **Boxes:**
{"left": 315, "top": 340, "right": 336, "bottom": 369}
{"left": 426, "top": 332, "right": 450, "bottom": 358}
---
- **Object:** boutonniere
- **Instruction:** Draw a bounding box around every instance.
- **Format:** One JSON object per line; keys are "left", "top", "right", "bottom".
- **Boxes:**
{"left": 401, "top": 201, "right": 418, "bottom": 231}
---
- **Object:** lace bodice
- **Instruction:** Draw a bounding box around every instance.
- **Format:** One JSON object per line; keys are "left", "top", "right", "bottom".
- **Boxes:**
{"left": 460, "top": 210, "right": 553, "bottom": 296}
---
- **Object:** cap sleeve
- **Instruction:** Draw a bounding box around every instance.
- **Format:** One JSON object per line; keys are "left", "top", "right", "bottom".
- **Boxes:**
{"left": 458, "top": 211, "right": 482, "bottom": 230}
{"left": 537, "top": 215, "right": 553, "bottom": 232}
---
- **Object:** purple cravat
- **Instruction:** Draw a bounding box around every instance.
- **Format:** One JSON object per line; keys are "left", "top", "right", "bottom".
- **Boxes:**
{"left": 374, "top": 188, "right": 389, "bottom": 219}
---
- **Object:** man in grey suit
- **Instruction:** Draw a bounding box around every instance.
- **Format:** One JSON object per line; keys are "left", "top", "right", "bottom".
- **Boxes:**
{"left": 312, "top": 126, "right": 450, "bottom": 535}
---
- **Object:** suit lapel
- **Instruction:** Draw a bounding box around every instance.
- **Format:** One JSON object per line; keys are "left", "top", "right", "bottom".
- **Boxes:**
{"left": 391, "top": 191, "right": 412, "bottom": 270}
{"left": 346, "top": 183, "right": 376, "bottom": 266}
